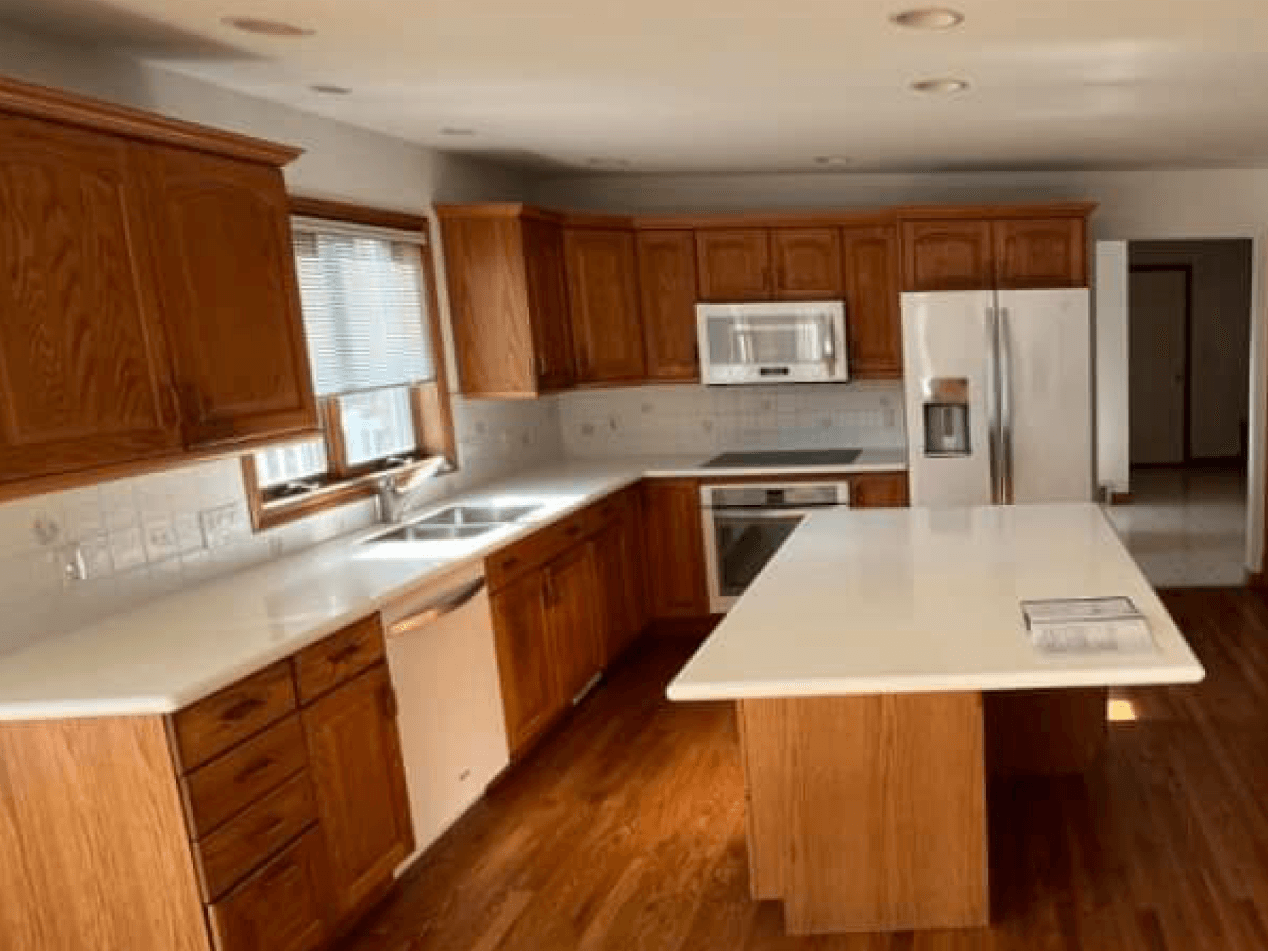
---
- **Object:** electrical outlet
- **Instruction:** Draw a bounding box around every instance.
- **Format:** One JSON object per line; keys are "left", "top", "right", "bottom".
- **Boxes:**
{"left": 142, "top": 514, "right": 181, "bottom": 563}
{"left": 199, "top": 503, "right": 244, "bottom": 549}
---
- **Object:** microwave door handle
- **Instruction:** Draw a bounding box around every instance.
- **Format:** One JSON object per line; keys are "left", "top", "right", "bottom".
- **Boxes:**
{"left": 822, "top": 321, "right": 836, "bottom": 368}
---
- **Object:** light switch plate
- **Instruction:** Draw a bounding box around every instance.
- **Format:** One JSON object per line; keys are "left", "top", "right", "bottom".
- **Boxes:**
{"left": 199, "top": 503, "right": 244, "bottom": 549}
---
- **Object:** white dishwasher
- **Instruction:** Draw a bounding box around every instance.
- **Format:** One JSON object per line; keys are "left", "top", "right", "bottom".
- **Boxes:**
{"left": 382, "top": 561, "right": 510, "bottom": 871}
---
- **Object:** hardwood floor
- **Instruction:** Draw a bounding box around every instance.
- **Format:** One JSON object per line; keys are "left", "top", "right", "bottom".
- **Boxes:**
{"left": 335, "top": 588, "right": 1268, "bottom": 951}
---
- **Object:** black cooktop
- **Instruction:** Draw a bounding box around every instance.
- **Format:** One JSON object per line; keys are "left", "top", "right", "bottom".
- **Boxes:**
{"left": 702, "top": 449, "right": 862, "bottom": 469}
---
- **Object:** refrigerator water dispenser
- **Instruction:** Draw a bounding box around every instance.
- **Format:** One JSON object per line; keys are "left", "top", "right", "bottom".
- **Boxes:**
{"left": 922, "top": 378, "right": 971, "bottom": 457}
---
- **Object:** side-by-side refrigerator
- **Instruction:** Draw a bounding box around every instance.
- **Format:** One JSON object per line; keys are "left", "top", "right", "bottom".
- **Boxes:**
{"left": 901, "top": 288, "right": 1093, "bottom": 507}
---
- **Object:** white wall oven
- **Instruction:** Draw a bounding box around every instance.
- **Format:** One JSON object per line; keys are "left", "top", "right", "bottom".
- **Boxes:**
{"left": 700, "top": 481, "right": 851, "bottom": 613}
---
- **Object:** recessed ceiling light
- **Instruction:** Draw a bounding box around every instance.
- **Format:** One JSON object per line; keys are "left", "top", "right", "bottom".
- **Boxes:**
{"left": 814, "top": 156, "right": 851, "bottom": 168}
{"left": 221, "top": 16, "right": 315, "bottom": 37}
{"left": 310, "top": 84, "right": 351, "bottom": 95}
{"left": 911, "top": 77, "right": 970, "bottom": 94}
{"left": 440, "top": 127, "right": 477, "bottom": 137}
{"left": 891, "top": 7, "right": 965, "bottom": 30}
{"left": 587, "top": 158, "right": 631, "bottom": 170}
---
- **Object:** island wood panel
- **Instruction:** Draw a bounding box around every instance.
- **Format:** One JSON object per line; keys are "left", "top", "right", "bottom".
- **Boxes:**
{"left": 564, "top": 227, "right": 646, "bottom": 383}
{"left": 739, "top": 692, "right": 989, "bottom": 935}
{"left": 984, "top": 687, "right": 1109, "bottom": 776}
{"left": 735, "top": 699, "right": 793, "bottom": 901}
{"left": 695, "top": 229, "right": 772, "bottom": 301}
{"left": 993, "top": 217, "right": 1088, "bottom": 288}
{"left": 0, "top": 715, "right": 209, "bottom": 951}
{"left": 141, "top": 145, "right": 318, "bottom": 447}
{"left": 0, "top": 116, "right": 181, "bottom": 484}
{"left": 841, "top": 225, "right": 903, "bottom": 378}
{"left": 770, "top": 228, "right": 843, "bottom": 299}
{"left": 636, "top": 230, "right": 700, "bottom": 381}
{"left": 901, "top": 219, "right": 996, "bottom": 291}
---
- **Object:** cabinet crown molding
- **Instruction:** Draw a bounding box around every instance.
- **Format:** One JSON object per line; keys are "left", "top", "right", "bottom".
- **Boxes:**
{"left": 0, "top": 75, "right": 302, "bottom": 166}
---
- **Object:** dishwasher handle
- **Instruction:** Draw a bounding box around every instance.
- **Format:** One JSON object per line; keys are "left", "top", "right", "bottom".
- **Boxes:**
{"left": 387, "top": 577, "right": 487, "bottom": 639}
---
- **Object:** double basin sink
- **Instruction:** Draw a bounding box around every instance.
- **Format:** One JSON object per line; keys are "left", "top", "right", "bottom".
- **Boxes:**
{"left": 365, "top": 503, "right": 542, "bottom": 544}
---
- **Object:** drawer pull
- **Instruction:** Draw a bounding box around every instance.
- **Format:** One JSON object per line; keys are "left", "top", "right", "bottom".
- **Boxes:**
{"left": 254, "top": 814, "right": 286, "bottom": 837}
{"left": 564, "top": 524, "right": 581, "bottom": 537}
{"left": 221, "top": 697, "right": 266, "bottom": 723}
{"left": 234, "top": 756, "right": 275, "bottom": 783}
{"left": 326, "top": 642, "right": 363, "bottom": 665}
{"left": 501, "top": 556, "right": 520, "bottom": 570}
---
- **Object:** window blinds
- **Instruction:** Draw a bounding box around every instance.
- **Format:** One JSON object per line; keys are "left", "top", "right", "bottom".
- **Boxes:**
{"left": 291, "top": 223, "right": 434, "bottom": 396}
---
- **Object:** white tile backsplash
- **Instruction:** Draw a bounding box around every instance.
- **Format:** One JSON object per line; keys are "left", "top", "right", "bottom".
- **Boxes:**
{"left": 559, "top": 382, "right": 906, "bottom": 457}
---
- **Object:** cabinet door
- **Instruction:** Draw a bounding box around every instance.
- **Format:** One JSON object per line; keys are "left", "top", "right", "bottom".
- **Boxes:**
{"left": 850, "top": 472, "right": 910, "bottom": 508}
{"left": 642, "top": 479, "right": 710, "bottom": 619}
{"left": 0, "top": 117, "right": 180, "bottom": 484}
{"left": 523, "top": 217, "right": 575, "bottom": 390}
{"left": 843, "top": 226, "right": 902, "bottom": 379}
{"left": 489, "top": 569, "right": 557, "bottom": 755}
{"left": 546, "top": 541, "right": 604, "bottom": 705}
{"left": 696, "top": 230, "right": 771, "bottom": 301}
{"left": 771, "top": 228, "right": 843, "bottom": 300}
{"left": 302, "top": 664, "right": 413, "bottom": 918}
{"left": 637, "top": 231, "right": 700, "bottom": 381}
{"left": 565, "top": 228, "right": 646, "bottom": 383}
{"left": 994, "top": 218, "right": 1087, "bottom": 289}
{"left": 900, "top": 220, "right": 995, "bottom": 291}
{"left": 143, "top": 146, "right": 317, "bottom": 447}
{"left": 594, "top": 499, "right": 646, "bottom": 666}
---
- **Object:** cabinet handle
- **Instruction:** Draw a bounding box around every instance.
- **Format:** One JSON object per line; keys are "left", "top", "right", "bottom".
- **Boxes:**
{"left": 234, "top": 755, "right": 275, "bottom": 783}
{"left": 379, "top": 682, "right": 399, "bottom": 719}
{"left": 564, "top": 523, "right": 581, "bottom": 538}
{"left": 500, "top": 556, "right": 520, "bottom": 572}
{"left": 254, "top": 813, "right": 285, "bottom": 838}
{"left": 326, "top": 642, "right": 363, "bottom": 666}
{"left": 221, "top": 696, "right": 266, "bottom": 723}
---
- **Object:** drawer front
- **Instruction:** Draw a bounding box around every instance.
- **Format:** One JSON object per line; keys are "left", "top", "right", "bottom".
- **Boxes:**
{"left": 183, "top": 715, "right": 309, "bottom": 838}
{"left": 194, "top": 771, "right": 318, "bottom": 901}
{"left": 486, "top": 510, "right": 590, "bottom": 591}
{"left": 172, "top": 662, "right": 297, "bottom": 772}
{"left": 590, "top": 487, "right": 634, "bottom": 529}
{"left": 294, "top": 615, "right": 385, "bottom": 704}
{"left": 207, "top": 828, "right": 331, "bottom": 951}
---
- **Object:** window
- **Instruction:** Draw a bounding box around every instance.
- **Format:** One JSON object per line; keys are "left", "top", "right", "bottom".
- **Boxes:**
{"left": 241, "top": 199, "right": 455, "bottom": 531}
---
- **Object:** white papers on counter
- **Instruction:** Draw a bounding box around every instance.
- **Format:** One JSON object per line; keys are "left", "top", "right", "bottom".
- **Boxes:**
{"left": 1021, "top": 597, "right": 1156, "bottom": 656}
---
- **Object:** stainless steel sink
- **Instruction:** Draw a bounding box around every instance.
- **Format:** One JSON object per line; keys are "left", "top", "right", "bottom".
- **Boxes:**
{"left": 368, "top": 523, "right": 502, "bottom": 543}
{"left": 414, "top": 504, "right": 541, "bottom": 527}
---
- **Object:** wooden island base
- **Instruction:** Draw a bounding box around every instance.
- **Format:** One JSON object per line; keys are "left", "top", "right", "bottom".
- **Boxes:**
{"left": 736, "top": 687, "right": 1109, "bottom": 935}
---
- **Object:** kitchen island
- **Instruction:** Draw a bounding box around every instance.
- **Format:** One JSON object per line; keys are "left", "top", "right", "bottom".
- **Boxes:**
{"left": 668, "top": 503, "right": 1204, "bottom": 935}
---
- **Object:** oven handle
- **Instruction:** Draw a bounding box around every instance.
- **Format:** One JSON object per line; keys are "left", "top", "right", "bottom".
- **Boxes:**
{"left": 708, "top": 506, "right": 846, "bottom": 519}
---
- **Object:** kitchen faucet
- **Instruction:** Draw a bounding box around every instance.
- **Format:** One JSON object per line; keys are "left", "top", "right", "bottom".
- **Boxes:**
{"left": 376, "top": 456, "right": 450, "bottom": 523}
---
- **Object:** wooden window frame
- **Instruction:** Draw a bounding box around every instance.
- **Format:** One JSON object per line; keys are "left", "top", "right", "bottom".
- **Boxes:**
{"left": 242, "top": 197, "right": 457, "bottom": 533}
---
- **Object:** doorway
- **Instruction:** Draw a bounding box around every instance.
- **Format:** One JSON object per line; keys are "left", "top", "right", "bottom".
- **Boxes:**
{"left": 1103, "top": 239, "right": 1253, "bottom": 587}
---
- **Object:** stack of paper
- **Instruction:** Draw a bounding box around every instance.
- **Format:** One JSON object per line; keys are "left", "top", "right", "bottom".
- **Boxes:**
{"left": 1021, "top": 597, "right": 1156, "bottom": 655}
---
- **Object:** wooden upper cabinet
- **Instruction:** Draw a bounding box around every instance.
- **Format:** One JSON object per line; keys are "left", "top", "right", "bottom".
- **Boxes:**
{"left": 993, "top": 218, "right": 1087, "bottom": 288}
{"left": 637, "top": 231, "right": 700, "bottom": 381}
{"left": 642, "top": 479, "right": 710, "bottom": 619}
{"left": 565, "top": 227, "right": 646, "bottom": 384}
{"left": 0, "top": 116, "right": 181, "bottom": 485}
{"left": 901, "top": 220, "right": 995, "bottom": 291}
{"left": 696, "top": 229, "right": 772, "bottom": 301}
{"left": 142, "top": 146, "right": 317, "bottom": 448}
{"left": 771, "top": 228, "right": 843, "bottom": 299}
{"left": 522, "top": 217, "right": 575, "bottom": 390}
{"left": 842, "top": 225, "right": 902, "bottom": 379}
{"left": 301, "top": 664, "right": 413, "bottom": 919}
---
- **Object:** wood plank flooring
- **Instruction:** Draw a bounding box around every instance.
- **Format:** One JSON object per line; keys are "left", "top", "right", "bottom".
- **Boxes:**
{"left": 334, "top": 588, "right": 1268, "bottom": 951}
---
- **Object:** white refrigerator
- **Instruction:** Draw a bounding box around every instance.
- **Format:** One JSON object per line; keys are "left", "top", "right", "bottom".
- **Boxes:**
{"left": 901, "top": 289, "right": 1093, "bottom": 507}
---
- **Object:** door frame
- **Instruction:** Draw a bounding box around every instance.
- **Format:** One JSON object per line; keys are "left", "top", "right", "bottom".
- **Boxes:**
{"left": 1128, "top": 262, "right": 1195, "bottom": 466}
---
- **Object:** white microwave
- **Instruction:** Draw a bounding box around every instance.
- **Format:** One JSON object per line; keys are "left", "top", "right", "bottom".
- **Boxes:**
{"left": 696, "top": 301, "right": 849, "bottom": 385}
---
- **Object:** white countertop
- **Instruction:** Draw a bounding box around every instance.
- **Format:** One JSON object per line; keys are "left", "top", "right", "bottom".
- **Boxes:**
{"left": 668, "top": 503, "right": 1205, "bottom": 701}
{"left": 0, "top": 450, "right": 906, "bottom": 721}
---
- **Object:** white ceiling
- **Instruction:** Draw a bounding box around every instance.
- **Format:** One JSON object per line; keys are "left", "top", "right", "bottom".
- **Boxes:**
{"left": 5, "top": 0, "right": 1268, "bottom": 173}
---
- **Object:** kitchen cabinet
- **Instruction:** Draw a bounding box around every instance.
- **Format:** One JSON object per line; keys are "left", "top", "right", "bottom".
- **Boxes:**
{"left": 900, "top": 220, "right": 996, "bottom": 291}
{"left": 593, "top": 490, "right": 647, "bottom": 664}
{"left": 850, "top": 472, "right": 910, "bottom": 508}
{"left": 993, "top": 218, "right": 1086, "bottom": 289}
{"left": 696, "top": 229, "right": 772, "bottom": 301}
{"left": 637, "top": 230, "right": 700, "bottom": 381}
{"left": 489, "top": 568, "right": 557, "bottom": 755}
{"left": 546, "top": 541, "right": 604, "bottom": 703}
{"left": 642, "top": 478, "right": 711, "bottom": 619}
{"left": 842, "top": 225, "right": 903, "bottom": 379}
{"left": 302, "top": 664, "right": 414, "bottom": 918}
{"left": 564, "top": 227, "right": 646, "bottom": 383}
{"left": 436, "top": 205, "right": 575, "bottom": 397}
{"left": 0, "top": 116, "right": 181, "bottom": 485}
{"left": 771, "top": 228, "right": 843, "bottom": 299}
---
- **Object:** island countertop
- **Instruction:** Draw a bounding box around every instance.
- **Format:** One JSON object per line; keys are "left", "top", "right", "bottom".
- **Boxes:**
{"left": 668, "top": 502, "right": 1205, "bottom": 701}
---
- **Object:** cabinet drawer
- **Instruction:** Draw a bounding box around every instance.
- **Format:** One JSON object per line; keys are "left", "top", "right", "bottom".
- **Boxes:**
{"left": 183, "top": 715, "right": 308, "bottom": 838}
{"left": 172, "top": 662, "right": 297, "bottom": 771}
{"left": 590, "top": 488, "right": 634, "bottom": 529}
{"left": 207, "top": 827, "right": 331, "bottom": 951}
{"left": 193, "top": 771, "right": 318, "bottom": 901}
{"left": 486, "top": 510, "right": 591, "bottom": 591}
{"left": 294, "top": 615, "right": 385, "bottom": 704}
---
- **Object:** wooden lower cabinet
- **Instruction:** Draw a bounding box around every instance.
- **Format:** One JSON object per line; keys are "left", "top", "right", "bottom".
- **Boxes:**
{"left": 594, "top": 495, "right": 647, "bottom": 663}
{"left": 850, "top": 472, "right": 910, "bottom": 509}
{"left": 642, "top": 479, "right": 710, "bottom": 619}
{"left": 302, "top": 664, "right": 414, "bottom": 919}
{"left": 547, "top": 542, "right": 605, "bottom": 704}
{"left": 489, "top": 569, "right": 557, "bottom": 755}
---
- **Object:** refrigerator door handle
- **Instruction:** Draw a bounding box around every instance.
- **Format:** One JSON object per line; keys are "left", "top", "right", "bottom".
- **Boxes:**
{"left": 998, "top": 306, "right": 1016, "bottom": 504}
{"left": 985, "top": 305, "right": 1003, "bottom": 505}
